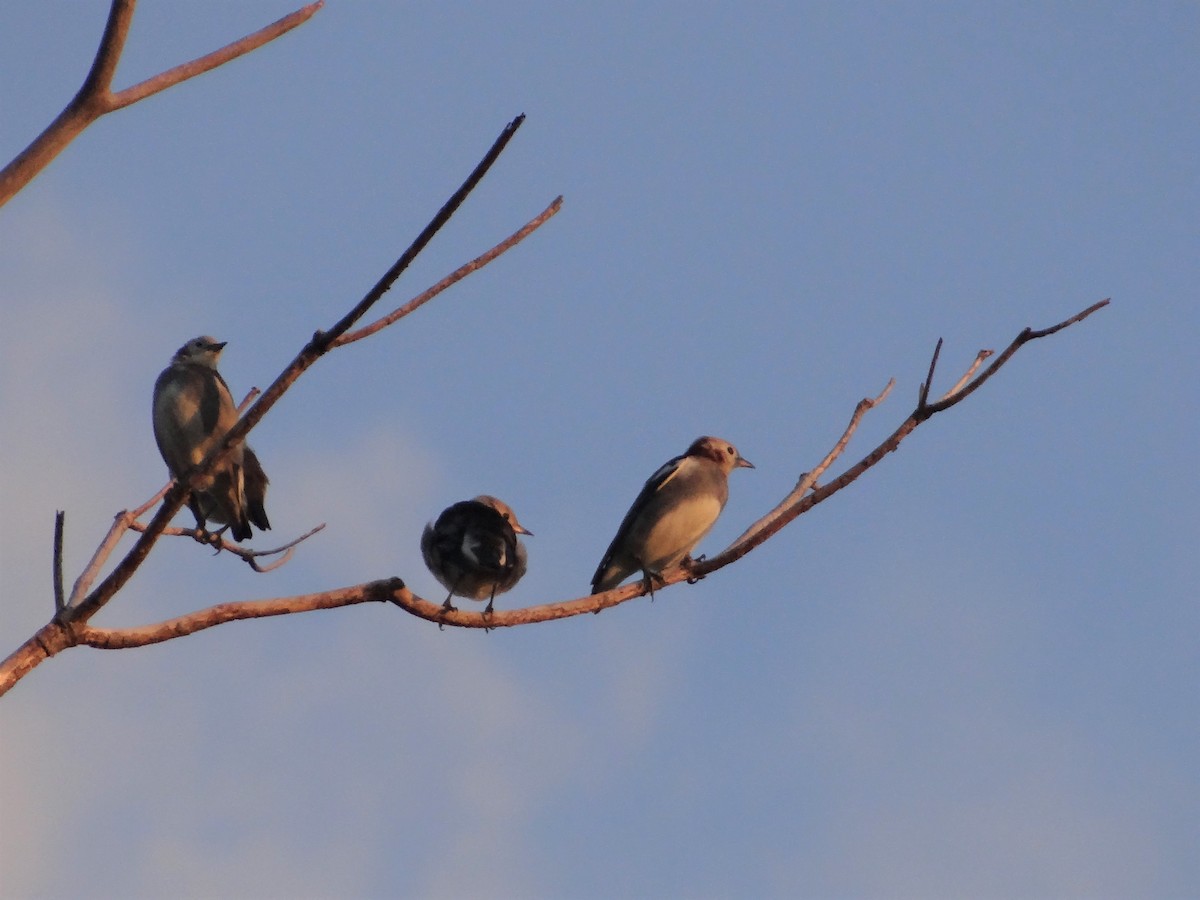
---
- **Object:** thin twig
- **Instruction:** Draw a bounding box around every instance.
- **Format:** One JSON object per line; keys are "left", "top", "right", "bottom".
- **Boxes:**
{"left": 333, "top": 196, "right": 563, "bottom": 347}
{"left": 110, "top": 3, "right": 323, "bottom": 111}
{"left": 941, "top": 350, "right": 993, "bottom": 401}
{"left": 918, "top": 337, "right": 943, "bottom": 409}
{"left": 53, "top": 512, "right": 66, "bottom": 613}
{"left": 126, "top": 520, "right": 326, "bottom": 573}
{"left": 237, "top": 387, "right": 261, "bottom": 415}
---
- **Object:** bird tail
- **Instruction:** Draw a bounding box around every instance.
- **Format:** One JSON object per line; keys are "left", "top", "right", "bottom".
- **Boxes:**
{"left": 242, "top": 447, "right": 271, "bottom": 532}
{"left": 591, "top": 559, "right": 631, "bottom": 594}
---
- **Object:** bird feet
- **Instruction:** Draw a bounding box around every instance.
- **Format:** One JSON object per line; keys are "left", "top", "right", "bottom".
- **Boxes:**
{"left": 640, "top": 568, "right": 666, "bottom": 600}
{"left": 684, "top": 554, "right": 707, "bottom": 584}
{"left": 191, "top": 526, "right": 225, "bottom": 552}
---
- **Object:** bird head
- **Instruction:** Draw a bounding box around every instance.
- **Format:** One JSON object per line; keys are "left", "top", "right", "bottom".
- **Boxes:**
{"left": 474, "top": 495, "right": 533, "bottom": 536}
{"left": 687, "top": 436, "right": 754, "bottom": 473}
{"left": 173, "top": 335, "right": 227, "bottom": 367}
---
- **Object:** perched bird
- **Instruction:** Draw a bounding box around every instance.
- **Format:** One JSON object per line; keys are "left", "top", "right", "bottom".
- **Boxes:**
{"left": 151, "top": 336, "right": 270, "bottom": 542}
{"left": 422, "top": 495, "right": 532, "bottom": 613}
{"left": 591, "top": 436, "right": 753, "bottom": 595}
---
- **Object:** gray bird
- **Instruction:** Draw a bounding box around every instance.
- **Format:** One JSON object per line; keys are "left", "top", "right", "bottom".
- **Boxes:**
{"left": 151, "top": 336, "right": 270, "bottom": 542}
{"left": 421, "top": 495, "right": 532, "bottom": 613}
{"left": 591, "top": 436, "right": 753, "bottom": 594}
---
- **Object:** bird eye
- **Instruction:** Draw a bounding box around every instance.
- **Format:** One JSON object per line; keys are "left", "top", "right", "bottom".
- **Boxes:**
{"left": 726, "top": 446, "right": 735, "bottom": 455}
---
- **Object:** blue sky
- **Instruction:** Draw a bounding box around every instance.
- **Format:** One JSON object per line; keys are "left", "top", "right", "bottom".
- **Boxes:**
{"left": 1, "top": 3, "right": 1197, "bottom": 898}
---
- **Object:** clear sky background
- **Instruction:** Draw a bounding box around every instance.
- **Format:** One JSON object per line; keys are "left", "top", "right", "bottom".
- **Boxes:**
{"left": 1, "top": 3, "right": 1196, "bottom": 898}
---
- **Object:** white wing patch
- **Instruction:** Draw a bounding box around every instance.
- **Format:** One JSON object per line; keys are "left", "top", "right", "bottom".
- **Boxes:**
{"left": 462, "top": 532, "right": 505, "bottom": 568}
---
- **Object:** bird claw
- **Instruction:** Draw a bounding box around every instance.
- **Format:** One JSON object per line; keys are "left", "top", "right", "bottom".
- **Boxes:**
{"left": 191, "top": 527, "right": 224, "bottom": 553}
{"left": 640, "top": 569, "right": 664, "bottom": 601}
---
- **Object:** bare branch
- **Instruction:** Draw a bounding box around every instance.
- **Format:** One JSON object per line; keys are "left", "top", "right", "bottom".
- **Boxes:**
{"left": 312, "top": 115, "right": 528, "bottom": 351}
{"left": 126, "top": 520, "right": 326, "bottom": 573}
{"left": 0, "top": 1, "right": 322, "bottom": 207}
{"left": 77, "top": 579, "right": 400, "bottom": 649}
{"left": 237, "top": 387, "right": 261, "bottom": 415}
{"left": 64, "top": 483, "right": 170, "bottom": 608}
{"left": 109, "top": 3, "right": 323, "bottom": 111}
{"left": 53, "top": 512, "right": 66, "bottom": 613}
{"left": 333, "top": 196, "right": 564, "bottom": 348}
{"left": 81, "top": 0, "right": 135, "bottom": 100}
{"left": 726, "top": 378, "right": 895, "bottom": 554}
{"left": 941, "top": 350, "right": 994, "bottom": 401}
{"left": 130, "top": 482, "right": 173, "bottom": 520}
{"left": 918, "top": 337, "right": 943, "bottom": 409}
{"left": 918, "top": 298, "right": 1110, "bottom": 418}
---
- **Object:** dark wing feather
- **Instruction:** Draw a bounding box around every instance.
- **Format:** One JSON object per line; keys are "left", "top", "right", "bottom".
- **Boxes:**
{"left": 241, "top": 446, "right": 271, "bottom": 531}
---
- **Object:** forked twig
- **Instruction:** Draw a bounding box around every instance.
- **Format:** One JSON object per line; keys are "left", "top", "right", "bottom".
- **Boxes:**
{"left": 0, "top": 1, "right": 322, "bottom": 207}
{"left": 334, "top": 197, "right": 563, "bottom": 347}
{"left": 109, "top": 4, "right": 324, "bottom": 111}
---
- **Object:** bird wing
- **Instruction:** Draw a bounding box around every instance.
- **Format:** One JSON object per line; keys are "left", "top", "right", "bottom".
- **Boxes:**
{"left": 591, "top": 452, "right": 685, "bottom": 588}
{"left": 153, "top": 366, "right": 210, "bottom": 474}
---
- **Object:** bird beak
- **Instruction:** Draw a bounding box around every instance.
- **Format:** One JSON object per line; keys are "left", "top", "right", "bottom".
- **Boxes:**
{"left": 209, "top": 341, "right": 228, "bottom": 352}
{"left": 737, "top": 456, "right": 755, "bottom": 469}
{"left": 516, "top": 525, "right": 534, "bottom": 536}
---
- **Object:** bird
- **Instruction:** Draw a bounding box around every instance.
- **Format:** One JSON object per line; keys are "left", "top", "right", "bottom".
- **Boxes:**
{"left": 591, "top": 436, "right": 753, "bottom": 595}
{"left": 421, "top": 495, "right": 532, "bottom": 614}
{"left": 151, "top": 335, "right": 270, "bottom": 542}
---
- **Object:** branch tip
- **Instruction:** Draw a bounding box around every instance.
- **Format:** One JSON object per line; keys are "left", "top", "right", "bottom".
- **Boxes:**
{"left": 53, "top": 512, "right": 66, "bottom": 612}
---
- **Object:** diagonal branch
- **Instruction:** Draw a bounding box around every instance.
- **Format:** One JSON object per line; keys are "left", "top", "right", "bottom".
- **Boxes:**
{"left": 109, "top": 3, "right": 323, "bottom": 110}
{"left": 0, "top": 1, "right": 321, "bottom": 207}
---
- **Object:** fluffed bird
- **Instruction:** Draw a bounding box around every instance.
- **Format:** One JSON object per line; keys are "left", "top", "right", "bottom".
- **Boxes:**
{"left": 591, "top": 436, "right": 753, "bottom": 595}
{"left": 151, "top": 335, "right": 270, "bottom": 542}
{"left": 421, "top": 495, "right": 532, "bottom": 614}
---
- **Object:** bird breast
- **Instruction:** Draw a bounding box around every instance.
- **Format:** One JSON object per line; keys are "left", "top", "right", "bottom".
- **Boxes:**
{"left": 637, "top": 493, "right": 723, "bottom": 571}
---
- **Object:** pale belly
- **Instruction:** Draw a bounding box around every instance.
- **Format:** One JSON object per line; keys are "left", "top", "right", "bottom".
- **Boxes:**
{"left": 638, "top": 495, "right": 722, "bottom": 571}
